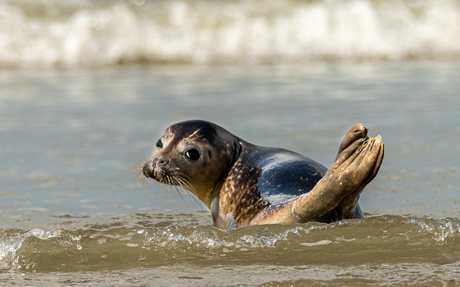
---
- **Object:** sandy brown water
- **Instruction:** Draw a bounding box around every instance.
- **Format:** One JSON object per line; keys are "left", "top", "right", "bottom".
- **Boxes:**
{"left": 1, "top": 62, "right": 460, "bottom": 286}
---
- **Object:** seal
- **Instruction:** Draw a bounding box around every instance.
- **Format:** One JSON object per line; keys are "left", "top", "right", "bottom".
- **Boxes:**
{"left": 136, "top": 120, "right": 384, "bottom": 229}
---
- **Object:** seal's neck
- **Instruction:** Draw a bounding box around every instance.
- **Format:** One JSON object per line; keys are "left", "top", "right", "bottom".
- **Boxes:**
{"left": 205, "top": 138, "right": 243, "bottom": 207}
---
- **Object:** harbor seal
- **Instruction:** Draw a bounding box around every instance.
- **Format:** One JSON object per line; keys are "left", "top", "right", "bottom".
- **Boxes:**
{"left": 136, "top": 120, "right": 384, "bottom": 229}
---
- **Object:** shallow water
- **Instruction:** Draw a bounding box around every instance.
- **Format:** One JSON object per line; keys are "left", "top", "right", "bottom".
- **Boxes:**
{"left": 1, "top": 62, "right": 460, "bottom": 285}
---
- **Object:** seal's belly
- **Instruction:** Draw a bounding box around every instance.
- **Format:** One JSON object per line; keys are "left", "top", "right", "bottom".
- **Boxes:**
{"left": 255, "top": 151, "right": 327, "bottom": 206}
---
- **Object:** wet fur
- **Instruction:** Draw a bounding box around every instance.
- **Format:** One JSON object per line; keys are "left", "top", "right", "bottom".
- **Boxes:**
{"left": 137, "top": 120, "right": 384, "bottom": 229}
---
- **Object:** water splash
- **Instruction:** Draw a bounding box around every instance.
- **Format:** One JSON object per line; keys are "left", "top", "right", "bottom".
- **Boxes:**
{"left": 0, "top": 215, "right": 459, "bottom": 272}
{"left": 410, "top": 217, "right": 460, "bottom": 242}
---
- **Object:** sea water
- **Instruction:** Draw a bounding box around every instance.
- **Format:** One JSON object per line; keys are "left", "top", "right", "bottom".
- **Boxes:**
{"left": 1, "top": 0, "right": 460, "bottom": 67}
{"left": 1, "top": 0, "right": 460, "bottom": 286}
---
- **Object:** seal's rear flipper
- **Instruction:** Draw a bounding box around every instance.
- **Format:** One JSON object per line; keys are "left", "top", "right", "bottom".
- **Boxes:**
{"left": 251, "top": 123, "right": 384, "bottom": 225}
{"left": 292, "top": 123, "right": 384, "bottom": 222}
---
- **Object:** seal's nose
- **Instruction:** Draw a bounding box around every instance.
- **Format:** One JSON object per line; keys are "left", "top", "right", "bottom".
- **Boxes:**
{"left": 143, "top": 158, "right": 167, "bottom": 178}
{"left": 153, "top": 158, "right": 166, "bottom": 169}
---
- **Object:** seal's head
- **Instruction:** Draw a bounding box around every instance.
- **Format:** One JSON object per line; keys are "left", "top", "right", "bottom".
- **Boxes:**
{"left": 139, "top": 120, "right": 240, "bottom": 208}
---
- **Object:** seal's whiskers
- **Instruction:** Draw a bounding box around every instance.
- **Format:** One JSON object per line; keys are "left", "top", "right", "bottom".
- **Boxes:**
{"left": 167, "top": 174, "right": 201, "bottom": 209}
{"left": 185, "top": 127, "right": 204, "bottom": 143}
{"left": 133, "top": 159, "right": 147, "bottom": 187}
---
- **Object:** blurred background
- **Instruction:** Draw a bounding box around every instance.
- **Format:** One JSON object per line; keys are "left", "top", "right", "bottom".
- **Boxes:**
{"left": 2, "top": 0, "right": 459, "bottom": 223}
{"left": 1, "top": 0, "right": 460, "bottom": 67}
{"left": 0, "top": 0, "right": 460, "bottom": 284}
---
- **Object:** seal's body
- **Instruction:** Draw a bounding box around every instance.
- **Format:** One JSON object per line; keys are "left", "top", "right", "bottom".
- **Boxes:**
{"left": 138, "top": 120, "right": 384, "bottom": 229}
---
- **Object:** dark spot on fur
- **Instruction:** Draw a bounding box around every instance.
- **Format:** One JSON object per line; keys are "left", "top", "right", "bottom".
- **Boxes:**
{"left": 221, "top": 162, "right": 269, "bottom": 225}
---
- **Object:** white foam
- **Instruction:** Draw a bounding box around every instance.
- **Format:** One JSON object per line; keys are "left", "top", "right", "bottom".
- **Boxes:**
{"left": 299, "top": 240, "right": 333, "bottom": 247}
{"left": 0, "top": 0, "right": 459, "bottom": 68}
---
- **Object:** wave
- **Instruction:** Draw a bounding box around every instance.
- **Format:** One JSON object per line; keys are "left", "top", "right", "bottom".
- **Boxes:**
{"left": 1, "top": 215, "right": 459, "bottom": 272}
{"left": 1, "top": 0, "right": 460, "bottom": 68}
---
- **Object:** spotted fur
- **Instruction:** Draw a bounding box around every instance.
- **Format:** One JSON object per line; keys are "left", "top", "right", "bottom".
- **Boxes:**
{"left": 138, "top": 120, "right": 384, "bottom": 229}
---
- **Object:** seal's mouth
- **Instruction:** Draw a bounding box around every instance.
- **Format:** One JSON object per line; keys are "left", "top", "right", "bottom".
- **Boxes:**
{"left": 135, "top": 158, "right": 197, "bottom": 196}
{"left": 142, "top": 161, "right": 152, "bottom": 178}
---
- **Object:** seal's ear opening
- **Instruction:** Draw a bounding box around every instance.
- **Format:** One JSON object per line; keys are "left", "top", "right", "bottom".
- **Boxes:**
{"left": 208, "top": 150, "right": 212, "bottom": 160}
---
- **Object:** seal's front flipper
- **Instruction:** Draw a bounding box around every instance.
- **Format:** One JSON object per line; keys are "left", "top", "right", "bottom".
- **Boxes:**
{"left": 290, "top": 123, "right": 384, "bottom": 222}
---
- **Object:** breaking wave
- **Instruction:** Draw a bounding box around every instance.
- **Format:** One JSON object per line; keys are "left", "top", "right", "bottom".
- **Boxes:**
{"left": 1, "top": 215, "right": 459, "bottom": 272}
{"left": 1, "top": 0, "right": 460, "bottom": 68}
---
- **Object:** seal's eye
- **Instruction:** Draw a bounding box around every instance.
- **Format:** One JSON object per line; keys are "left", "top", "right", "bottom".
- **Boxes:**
{"left": 156, "top": 139, "right": 163, "bottom": 148}
{"left": 185, "top": 149, "right": 200, "bottom": 161}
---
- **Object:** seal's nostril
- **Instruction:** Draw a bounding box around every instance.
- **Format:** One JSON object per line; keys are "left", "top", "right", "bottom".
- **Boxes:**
{"left": 152, "top": 158, "right": 168, "bottom": 170}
